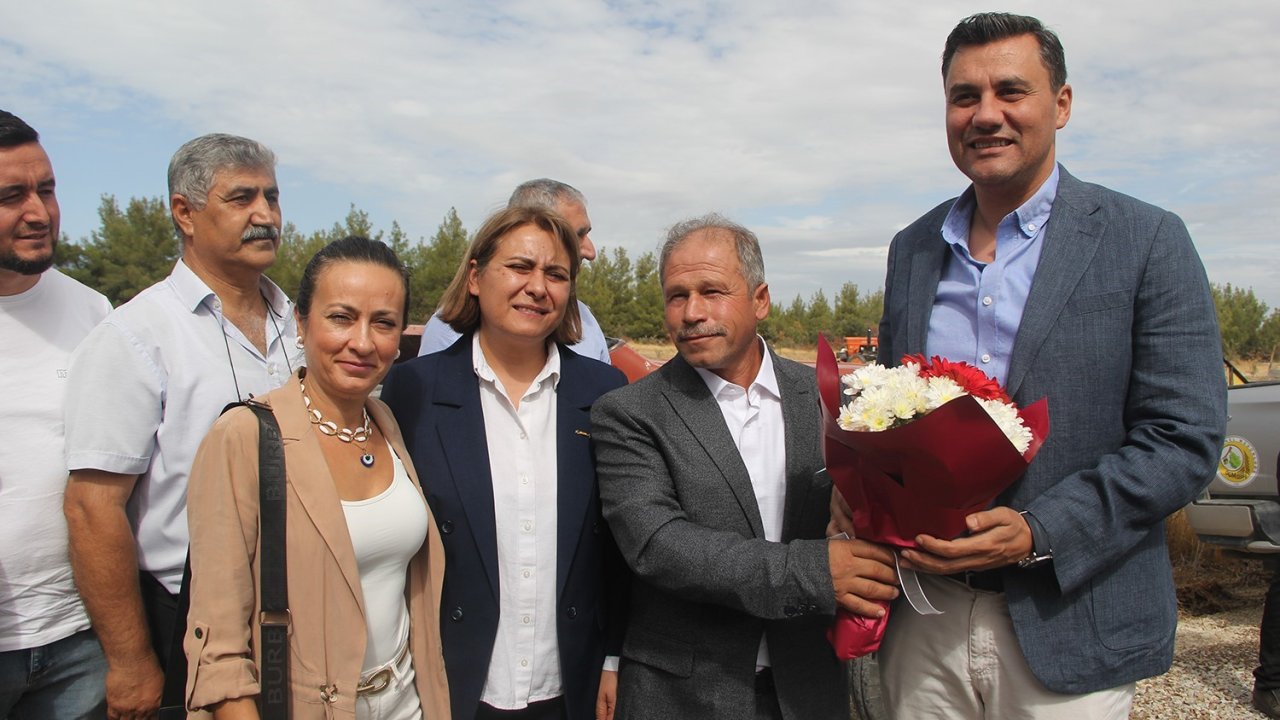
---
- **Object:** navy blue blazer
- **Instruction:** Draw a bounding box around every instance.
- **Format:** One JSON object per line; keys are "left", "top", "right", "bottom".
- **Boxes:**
{"left": 880, "top": 166, "right": 1227, "bottom": 693}
{"left": 381, "top": 336, "right": 628, "bottom": 720}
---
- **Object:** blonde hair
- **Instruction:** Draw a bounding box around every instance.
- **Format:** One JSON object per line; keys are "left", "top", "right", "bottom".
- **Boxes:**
{"left": 437, "top": 206, "right": 583, "bottom": 345}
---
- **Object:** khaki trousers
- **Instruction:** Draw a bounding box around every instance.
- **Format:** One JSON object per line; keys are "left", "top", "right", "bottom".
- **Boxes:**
{"left": 879, "top": 573, "right": 1135, "bottom": 720}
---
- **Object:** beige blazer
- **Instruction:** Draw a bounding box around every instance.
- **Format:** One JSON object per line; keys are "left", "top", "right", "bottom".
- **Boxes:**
{"left": 184, "top": 373, "right": 450, "bottom": 719}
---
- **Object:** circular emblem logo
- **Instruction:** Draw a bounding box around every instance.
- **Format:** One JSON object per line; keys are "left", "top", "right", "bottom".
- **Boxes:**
{"left": 1218, "top": 436, "right": 1259, "bottom": 487}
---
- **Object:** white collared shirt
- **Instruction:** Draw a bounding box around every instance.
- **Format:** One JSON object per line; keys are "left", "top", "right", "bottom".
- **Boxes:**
{"left": 65, "top": 259, "right": 299, "bottom": 593}
{"left": 473, "top": 334, "right": 564, "bottom": 708}
{"left": 694, "top": 338, "right": 787, "bottom": 668}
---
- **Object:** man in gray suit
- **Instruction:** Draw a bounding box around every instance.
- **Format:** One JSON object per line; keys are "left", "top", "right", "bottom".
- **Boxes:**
{"left": 842, "top": 12, "right": 1226, "bottom": 719}
{"left": 592, "top": 214, "right": 900, "bottom": 720}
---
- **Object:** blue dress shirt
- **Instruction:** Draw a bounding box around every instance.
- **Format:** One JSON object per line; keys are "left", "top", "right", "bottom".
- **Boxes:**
{"left": 925, "top": 167, "right": 1059, "bottom": 386}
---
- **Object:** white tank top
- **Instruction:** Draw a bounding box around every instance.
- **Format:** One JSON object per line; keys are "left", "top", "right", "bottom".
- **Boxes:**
{"left": 341, "top": 445, "right": 429, "bottom": 671}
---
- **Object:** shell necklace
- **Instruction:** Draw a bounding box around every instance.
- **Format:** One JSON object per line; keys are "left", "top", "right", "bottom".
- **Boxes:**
{"left": 300, "top": 379, "right": 375, "bottom": 468}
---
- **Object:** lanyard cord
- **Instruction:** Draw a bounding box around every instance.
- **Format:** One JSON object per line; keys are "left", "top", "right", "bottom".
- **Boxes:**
{"left": 216, "top": 290, "right": 293, "bottom": 402}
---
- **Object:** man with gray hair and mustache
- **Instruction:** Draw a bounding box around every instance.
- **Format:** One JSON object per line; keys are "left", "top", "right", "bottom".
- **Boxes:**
{"left": 64, "top": 133, "right": 299, "bottom": 720}
{"left": 591, "top": 214, "right": 899, "bottom": 719}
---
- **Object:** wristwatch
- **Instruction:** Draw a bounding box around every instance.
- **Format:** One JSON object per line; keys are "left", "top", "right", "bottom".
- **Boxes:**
{"left": 1017, "top": 510, "right": 1054, "bottom": 569}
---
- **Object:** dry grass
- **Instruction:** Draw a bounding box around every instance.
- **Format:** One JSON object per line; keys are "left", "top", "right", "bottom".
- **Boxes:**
{"left": 1168, "top": 509, "right": 1271, "bottom": 615}
{"left": 623, "top": 340, "right": 819, "bottom": 364}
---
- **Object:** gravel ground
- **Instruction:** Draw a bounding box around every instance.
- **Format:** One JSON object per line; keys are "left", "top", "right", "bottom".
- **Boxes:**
{"left": 1132, "top": 606, "right": 1266, "bottom": 719}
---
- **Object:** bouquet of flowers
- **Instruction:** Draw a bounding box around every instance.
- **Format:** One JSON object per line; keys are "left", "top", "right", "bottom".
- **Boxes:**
{"left": 815, "top": 335, "right": 1049, "bottom": 659}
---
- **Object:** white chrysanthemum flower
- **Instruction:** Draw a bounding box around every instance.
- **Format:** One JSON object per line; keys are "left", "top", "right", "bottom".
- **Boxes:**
{"left": 923, "top": 376, "right": 965, "bottom": 411}
{"left": 837, "top": 363, "right": 954, "bottom": 431}
{"left": 837, "top": 403, "right": 862, "bottom": 431}
{"left": 858, "top": 404, "right": 896, "bottom": 431}
{"left": 976, "top": 398, "right": 1032, "bottom": 454}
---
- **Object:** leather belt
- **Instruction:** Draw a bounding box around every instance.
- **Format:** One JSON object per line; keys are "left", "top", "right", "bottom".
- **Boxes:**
{"left": 357, "top": 641, "right": 410, "bottom": 696}
{"left": 948, "top": 569, "right": 1005, "bottom": 593}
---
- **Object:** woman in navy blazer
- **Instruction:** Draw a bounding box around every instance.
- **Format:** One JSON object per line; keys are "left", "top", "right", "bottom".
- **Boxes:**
{"left": 381, "top": 206, "right": 627, "bottom": 720}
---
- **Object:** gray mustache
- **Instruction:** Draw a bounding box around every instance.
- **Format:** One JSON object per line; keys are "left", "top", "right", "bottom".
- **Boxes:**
{"left": 242, "top": 225, "right": 280, "bottom": 242}
{"left": 677, "top": 325, "right": 727, "bottom": 341}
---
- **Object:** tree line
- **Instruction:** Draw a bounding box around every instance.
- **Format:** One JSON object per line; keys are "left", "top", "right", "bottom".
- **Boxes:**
{"left": 54, "top": 195, "right": 1280, "bottom": 360}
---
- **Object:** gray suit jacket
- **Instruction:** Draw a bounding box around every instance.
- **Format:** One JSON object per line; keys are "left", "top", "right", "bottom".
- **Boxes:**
{"left": 591, "top": 350, "right": 845, "bottom": 720}
{"left": 880, "top": 166, "right": 1227, "bottom": 693}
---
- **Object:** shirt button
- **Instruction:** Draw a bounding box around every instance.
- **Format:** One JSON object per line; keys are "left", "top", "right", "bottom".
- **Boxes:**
{"left": 450, "top": 607, "right": 464, "bottom": 621}
{"left": 522, "top": 569, "right": 531, "bottom": 578}
{"left": 523, "top": 521, "right": 533, "bottom": 532}
{"left": 522, "top": 615, "right": 531, "bottom": 624}
{"left": 521, "top": 476, "right": 529, "bottom": 485}
{"left": 520, "top": 659, "right": 529, "bottom": 668}
{"left": 520, "top": 432, "right": 527, "bottom": 440}
{"left": 268, "top": 363, "right": 278, "bottom": 374}
{"left": 981, "top": 354, "right": 992, "bottom": 364}
{"left": 1027, "top": 222, "right": 1038, "bottom": 232}
{"left": 982, "top": 296, "right": 993, "bottom": 306}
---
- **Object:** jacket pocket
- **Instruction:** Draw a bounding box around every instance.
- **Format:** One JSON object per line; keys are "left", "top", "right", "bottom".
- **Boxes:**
{"left": 1066, "top": 290, "right": 1131, "bottom": 316}
{"left": 622, "top": 626, "right": 695, "bottom": 678}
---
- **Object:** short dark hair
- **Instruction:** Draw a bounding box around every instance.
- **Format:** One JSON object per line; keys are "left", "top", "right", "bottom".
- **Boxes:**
{"left": 942, "top": 13, "right": 1068, "bottom": 90}
{"left": 437, "top": 206, "right": 582, "bottom": 345}
{"left": 296, "top": 236, "right": 411, "bottom": 325}
{"left": 0, "top": 110, "right": 39, "bottom": 148}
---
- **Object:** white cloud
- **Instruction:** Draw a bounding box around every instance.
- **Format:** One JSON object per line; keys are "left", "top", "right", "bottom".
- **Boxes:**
{"left": 4, "top": 0, "right": 1277, "bottom": 310}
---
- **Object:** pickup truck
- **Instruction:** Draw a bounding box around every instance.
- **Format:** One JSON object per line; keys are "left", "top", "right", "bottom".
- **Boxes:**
{"left": 1185, "top": 379, "right": 1280, "bottom": 554}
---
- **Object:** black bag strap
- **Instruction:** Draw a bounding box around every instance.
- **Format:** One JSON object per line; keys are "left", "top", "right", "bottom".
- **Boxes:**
{"left": 158, "top": 400, "right": 289, "bottom": 718}
{"left": 157, "top": 559, "right": 193, "bottom": 716}
{"left": 243, "top": 401, "right": 289, "bottom": 720}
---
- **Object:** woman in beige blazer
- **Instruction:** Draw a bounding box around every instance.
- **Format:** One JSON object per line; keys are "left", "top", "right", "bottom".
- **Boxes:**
{"left": 184, "top": 237, "right": 450, "bottom": 719}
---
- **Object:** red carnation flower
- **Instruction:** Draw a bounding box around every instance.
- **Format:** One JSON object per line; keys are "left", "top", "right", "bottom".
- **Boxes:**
{"left": 902, "top": 354, "right": 1010, "bottom": 403}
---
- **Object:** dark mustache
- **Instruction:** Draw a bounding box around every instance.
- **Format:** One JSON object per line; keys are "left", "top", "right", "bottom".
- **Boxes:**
{"left": 242, "top": 225, "right": 280, "bottom": 242}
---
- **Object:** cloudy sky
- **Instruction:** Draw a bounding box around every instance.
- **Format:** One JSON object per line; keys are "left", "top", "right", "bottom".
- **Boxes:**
{"left": 5, "top": 1, "right": 1278, "bottom": 313}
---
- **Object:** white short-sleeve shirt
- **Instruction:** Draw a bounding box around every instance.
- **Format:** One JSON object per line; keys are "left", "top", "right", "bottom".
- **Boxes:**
{"left": 64, "top": 260, "right": 299, "bottom": 593}
{"left": 0, "top": 270, "right": 111, "bottom": 651}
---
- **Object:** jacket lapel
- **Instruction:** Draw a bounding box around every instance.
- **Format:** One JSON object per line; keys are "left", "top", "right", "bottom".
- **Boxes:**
{"left": 906, "top": 223, "right": 949, "bottom": 356}
{"left": 661, "top": 355, "right": 766, "bottom": 538}
{"left": 555, "top": 349, "right": 596, "bottom": 597}
{"left": 272, "top": 374, "right": 367, "bottom": 615}
{"left": 432, "top": 340, "right": 501, "bottom": 598}
{"left": 775, "top": 353, "right": 816, "bottom": 541}
{"left": 1005, "top": 168, "right": 1104, "bottom": 399}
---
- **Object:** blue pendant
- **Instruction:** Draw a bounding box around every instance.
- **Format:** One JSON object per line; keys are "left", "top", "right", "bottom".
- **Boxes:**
{"left": 360, "top": 453, "right": 375, "bottom": 468}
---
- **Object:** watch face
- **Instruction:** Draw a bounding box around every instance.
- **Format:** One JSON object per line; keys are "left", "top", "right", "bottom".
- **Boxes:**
{"left": 1017, "top": 553, "right": 1052, "bottom": 569}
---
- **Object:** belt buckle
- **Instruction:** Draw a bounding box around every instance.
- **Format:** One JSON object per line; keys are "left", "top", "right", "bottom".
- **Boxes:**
{"left": 357, "top": 668, "right": 393, "bottom": 696}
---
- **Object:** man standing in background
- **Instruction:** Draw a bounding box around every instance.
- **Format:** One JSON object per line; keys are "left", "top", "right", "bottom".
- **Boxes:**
{"left": 0, "top": 109, "right": 111, "bottom": 719}
{"left": 63, "top": 133, "right": 297, "bottom": 720}
{"left": 417, "top": 178, "right": 611, "bottom": 363}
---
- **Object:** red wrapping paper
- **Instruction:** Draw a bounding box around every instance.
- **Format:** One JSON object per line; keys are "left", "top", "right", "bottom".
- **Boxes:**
{"left": 815, "top": 335, "right": 1049, "bottom": 659}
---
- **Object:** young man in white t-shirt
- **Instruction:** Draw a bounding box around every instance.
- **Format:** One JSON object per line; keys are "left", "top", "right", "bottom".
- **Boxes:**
{"left": 0, "top": 109, "right": 112, "bottom": 719}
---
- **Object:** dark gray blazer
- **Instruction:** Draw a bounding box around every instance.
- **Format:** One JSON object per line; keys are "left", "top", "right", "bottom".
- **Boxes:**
{"left": 591, "top": 350, "right": 845, "bottom": 720}
{"left": 880, "top": 166, "right": 1227, "bottom": 693}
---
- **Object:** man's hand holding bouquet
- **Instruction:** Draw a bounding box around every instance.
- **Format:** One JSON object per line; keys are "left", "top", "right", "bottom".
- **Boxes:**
{"left": 815, "top": 335, "right": 1049, "bottom": 659}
